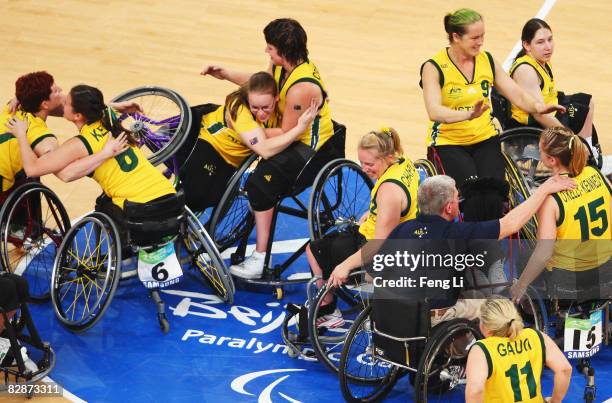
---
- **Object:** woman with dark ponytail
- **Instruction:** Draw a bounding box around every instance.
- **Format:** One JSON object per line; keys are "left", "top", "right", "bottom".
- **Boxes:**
{"left": 466, "top": 297, "right": 571, "bottom": 402}
{"left": 509, "top": 19, "right": 601, "bottom": 165}
{"left": 512, "top": 126, "right": 611, "bottom": 302}
{"left": 179, "top": 71, "right": 317, "bottom": 211}
{"left": 6, "top": 84, "right": 177, "bottom": 245}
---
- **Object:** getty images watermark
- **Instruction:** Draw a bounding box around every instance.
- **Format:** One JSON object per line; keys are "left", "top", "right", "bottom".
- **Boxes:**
{"left": 369, "top": 249, "right": 488, "bottom": 290}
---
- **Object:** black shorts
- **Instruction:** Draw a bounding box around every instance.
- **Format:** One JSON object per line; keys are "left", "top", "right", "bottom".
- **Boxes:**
{"left": 0, "top": 273, "right": 29, "bottom": 311}
{"left": 245, "top": 142, "right": 314, "bottom": 211}
{"left": 179, "top": 139, "right": 237, "bottom": 211}
{"left": 432, "top": 136, "right": 506, "bottom": 188}
{"left": 309, "top": 230, "right": 367, "bottom": 279}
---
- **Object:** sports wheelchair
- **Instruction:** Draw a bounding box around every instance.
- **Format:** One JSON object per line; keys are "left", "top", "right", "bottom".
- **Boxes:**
{"left": 282, "top": 160, "right": 440, "bottom": 374}
{"left": 0, "top": 180, "right": 70, "bottom": 302}
{"left": 207, "top": 123, "right": 374, "bottom": 298}
{"left": 0, "top": 86, "right": 201, "bottom": 302}
{"left": 1, "top": 277, "right": 55, "bottom": 394}
{"left": 491, "top": 87, "right": 604, "bottom": 189}
{"left": 50, "top": 190, "right": 232, "bottom": 333}
{"left": 516, "top": 270, "right": 612, "bottom": 403}
{"left": 337, "top": 299, "right": 482, "bottom": 402}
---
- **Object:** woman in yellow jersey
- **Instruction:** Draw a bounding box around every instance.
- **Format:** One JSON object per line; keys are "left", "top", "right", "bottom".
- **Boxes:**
{"left": 202, "top": 18, "right": 334, "bottom": 279}
{"left": 421, "top": 8, "right": 565, "bottom": 188}
{"left": 466, "top": 297, "right": 571, "bottom": 402}
{"left": 6, "top": 84, "right": 176, "bottom": 247}
{"left": 512, "top": 127, "right": 611, "bottom": 302}
{"left": 509, "top": 19, "right": 601, "bottom": 163}
{"left": 180, "top": 71, "right": 317, "bottom": 211}
{"left": 305, "top": 128, "right": 419, "bottom": 326}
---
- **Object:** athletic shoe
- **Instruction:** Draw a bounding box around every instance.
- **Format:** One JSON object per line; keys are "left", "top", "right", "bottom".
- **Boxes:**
{"left": 229, "top": 250, "right": 266, "bottom": 279}
{"left": 316, "top": 308, "right": 345, "bottom": 328}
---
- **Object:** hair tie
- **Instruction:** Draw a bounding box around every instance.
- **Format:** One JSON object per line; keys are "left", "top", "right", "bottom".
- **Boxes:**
{"left": 380, "top": 127, "right": 393, "bottom": 138}
{"left": 508, "top": 318, "right": 515, "bottom": 326}
{"left": 568, "top": 135, "right": 576, "bottom": 155}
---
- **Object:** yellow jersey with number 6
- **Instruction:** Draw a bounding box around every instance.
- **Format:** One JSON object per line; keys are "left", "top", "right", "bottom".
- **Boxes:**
{"left": 475, "top": 328, "right": 545, "bottom": 403}
{"left": 77, "top": 120, "right": 175, "bottom": 209}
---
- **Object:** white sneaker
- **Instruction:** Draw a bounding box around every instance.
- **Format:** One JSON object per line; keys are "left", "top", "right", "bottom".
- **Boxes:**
{"left": 229, "top": 251, "right": 266, "bottom": 279}
{"left": 316, "top": 308, "right": 345, "bottom": 328}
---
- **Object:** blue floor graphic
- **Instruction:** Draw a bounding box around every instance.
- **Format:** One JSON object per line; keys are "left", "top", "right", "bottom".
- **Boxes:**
{"left": 20, "top": 201, "right": 612, "bottom": 402}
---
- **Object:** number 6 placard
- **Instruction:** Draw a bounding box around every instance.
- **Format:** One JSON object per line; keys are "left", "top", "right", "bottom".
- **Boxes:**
{"left": 138, "top": 242, "right": 183, "bottom": 289}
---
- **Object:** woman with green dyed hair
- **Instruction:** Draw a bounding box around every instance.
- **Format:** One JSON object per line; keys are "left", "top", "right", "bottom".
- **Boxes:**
{"left": 420, "top": 8, "right": 565, "bottom": 189}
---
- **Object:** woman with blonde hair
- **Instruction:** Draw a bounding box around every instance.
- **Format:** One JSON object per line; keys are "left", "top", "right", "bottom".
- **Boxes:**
{"left": 511, "top": 126, "right": 611, "bottom": 302}
{"left": 306, "top": 127, "right": 419, "bottom": 326}
{"left": 466, "top": 297, "right": 571, "bottom": 402}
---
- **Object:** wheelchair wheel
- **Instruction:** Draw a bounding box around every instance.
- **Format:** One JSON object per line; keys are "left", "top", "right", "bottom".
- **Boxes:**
{"left": 209, "top": 154, "right": 258, "bottom": 251}
{"left": 414, "top": 318, "right": 483, "bottom": 403}
{"left": 499, "top": 127, "right": 549, "bottom": 187}
{"left": 309, "top": 159, "right": 373, "bottom": 242}
{"left": 111, "top": 86, "right": 192, "bottom": 172}
{"left": 414, "top": 158, "right": 438, "bottom": 181}
{"left": 338, "top": 305, "right": 401, "bottom": 402}
{"left": 183, "top": 207, "right": 235, "bottom": 304}
{"left": 503, "top": 152, "right": 537, "bottom": 245}
{"left": 51, "top": 212, "right": 121, "bottom": 332}
{"left": 0, "top": 183, "right": 70, "bottom": 302}
{"left": 308, "top": 271, "right": 372, "bottom": 374}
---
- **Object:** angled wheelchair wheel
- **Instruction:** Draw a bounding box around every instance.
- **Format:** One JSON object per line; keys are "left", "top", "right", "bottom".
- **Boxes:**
{"left": 414, "top": 318, "right": 483, "bottom": 403}
{"left": 184, "top": 207, "right": 234, "bottom": 304}
{"left": 209, "top": 154, "right": 258, "bottom": 251}
{"left": 503, "top": 152, "right": 537, "bottom": 245}
{"left": 111, "top": 86, "right": 192, "bottom": 173}
{"left": 51, "top": 212, "right": 121, "bottom": 332}
{"left": 0, "top": 183, "right": 70, "bottom": 302}
{"left": 414, "top": 158, "right": 438, "bottom": 181}
{"left": 338, "top": 305, "right": 401, "bottom": 402}
{"left": 308, "top": 271, "right": 372, "bottom": 374}
{"left": 500, "top": 127, "right": 549, "bottom": 187}
{"left": 309, "top": 159, "right": 373, "bottom": 242}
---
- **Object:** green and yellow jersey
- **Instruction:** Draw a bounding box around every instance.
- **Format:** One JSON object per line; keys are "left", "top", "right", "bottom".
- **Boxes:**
{"left": 359, "top": 156, "right": 419, "bottom": 240}
{"left": 77, "top": 120, "right": 175, "bottom": 209}
{"left": 509, "top": 55, "right": 558, "bottom": 125}
{"left": 548, "top": 166, "right": 611, "bottom": 271}
{"left": 475, "top": 328, "right": 545, "bottom": 403}
{"left": 421, "top": 48, "right": 498, "bottom": 146}
{"left": 0, "top": 105, "right": 56, "bottom": 192}
{"left": 273, "top": 60, "right": 334, "bottom": 150}
{"left": 199, "top": 103, "right": 273, "bottom": 168}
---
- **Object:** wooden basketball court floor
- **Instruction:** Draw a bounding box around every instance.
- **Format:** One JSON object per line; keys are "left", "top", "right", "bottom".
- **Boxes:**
{"left": 0, "top": 0, "right": 611, "bottom": 401}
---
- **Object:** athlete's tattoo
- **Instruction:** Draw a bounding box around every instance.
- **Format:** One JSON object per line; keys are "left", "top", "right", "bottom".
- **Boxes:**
{"left": 293, "top": 104, "right": 302, "bottom": 111}
{"left": 249, "top": 137, "right": 259, "bottom": 145}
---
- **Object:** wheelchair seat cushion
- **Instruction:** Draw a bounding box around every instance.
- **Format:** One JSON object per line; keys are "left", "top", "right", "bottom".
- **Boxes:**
{"left": 124, "top": 191, "right": 186, "bottom": 247}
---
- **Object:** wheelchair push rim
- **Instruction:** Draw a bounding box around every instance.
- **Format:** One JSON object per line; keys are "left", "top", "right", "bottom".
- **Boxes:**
{"left": 51, "top": 212, "right": 121, "bottom": 332}
{"left": 0, "top": 183, "right": 70, "bottom": 302}
{"left": 111, "top": 86, "right": 192, "bottom": 176}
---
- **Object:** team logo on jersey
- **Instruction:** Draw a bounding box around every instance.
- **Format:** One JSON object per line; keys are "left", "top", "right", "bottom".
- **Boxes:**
{"left": 414, "top": 227, "right": 428, "bottom": 238}
{"left": 202, "top": 163, "right": 216, "bottom": 176}
{"left": 448, "top": 87, "right": 462, "bottom": 99}
{"left": 264, "top": 175, "right": 272, "bottom": 182}
{"left": 231, "top": 368, "right": 306, "bottom": 403}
